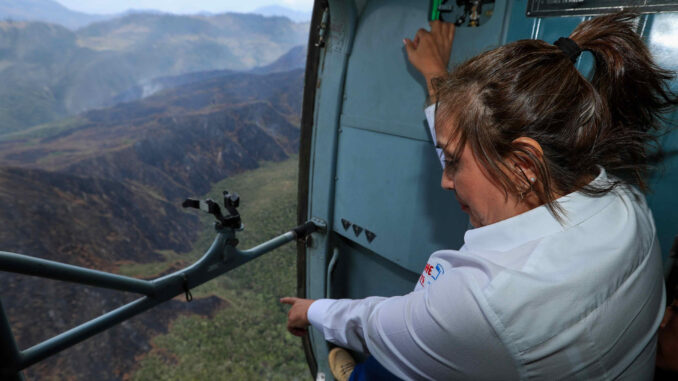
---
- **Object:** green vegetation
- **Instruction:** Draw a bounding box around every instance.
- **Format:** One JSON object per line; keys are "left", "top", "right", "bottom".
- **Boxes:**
{"left": 130, "top": 156, "right": 309, "bottom": 380}
{"left": 0, "top": 115, "right": 86, "bottom": 142}
{"left": 116, "top": 250, "right": 186, "bottom": 279}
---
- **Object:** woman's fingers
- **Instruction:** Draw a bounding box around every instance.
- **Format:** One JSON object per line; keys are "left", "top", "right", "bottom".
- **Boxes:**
{"left": 405, "top": 21, "right": 454, "bottom": 78}
{"left": 280, "top": 297, "right": 314, "bottom": 336}
{"left": 435, "top": 23, "right": 455, "bottom": 67}
{"left": 280, "top": 297, "right": 299, "bottom": 305}
{"left": 447, "top": 22, "right": 456, "bottom": 39}
{"left": 403, "top": 38, "right": 415, "bottom": 54}
{"left": 430, "top": 19, "right": 441, "bottom": 35}
{"left": 441, "top": 20, "right": 455, "bottom": 37}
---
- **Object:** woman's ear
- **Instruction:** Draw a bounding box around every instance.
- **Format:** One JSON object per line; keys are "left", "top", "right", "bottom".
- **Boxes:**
{"left": 511, "top": 137, "right": 543, "bottom": 184}
{"left": 513, "top": 137, "right": 543, "bottom": 156}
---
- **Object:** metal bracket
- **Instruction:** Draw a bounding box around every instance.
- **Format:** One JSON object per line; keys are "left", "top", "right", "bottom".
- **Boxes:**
{"left": 310, "top": 217, "right": 328, "bottom": 234}
{"left": 315, "top": 8, "right": 329, "bottom": 47}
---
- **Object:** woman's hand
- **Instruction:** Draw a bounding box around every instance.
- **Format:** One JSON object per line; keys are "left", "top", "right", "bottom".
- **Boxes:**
{"left": 280, "top": 297, "right": 315, "bottom": 337}
{"left": 404, "top": 20, "right": 455, "bottom": 102}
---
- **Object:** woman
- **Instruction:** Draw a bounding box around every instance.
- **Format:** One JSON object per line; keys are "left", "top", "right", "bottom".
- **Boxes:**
{"left": 282, "top": 12, "right": 678, "bottom": 380}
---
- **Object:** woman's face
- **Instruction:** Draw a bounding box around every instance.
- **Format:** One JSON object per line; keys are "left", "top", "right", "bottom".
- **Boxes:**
{"left": 437, "top": 122, "right": 530, "bottom": 228}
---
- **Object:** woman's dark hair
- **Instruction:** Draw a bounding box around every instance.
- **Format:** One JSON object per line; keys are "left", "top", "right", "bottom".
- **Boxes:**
{"left": 433, "top": 11, "right": 678, "bottom": 219}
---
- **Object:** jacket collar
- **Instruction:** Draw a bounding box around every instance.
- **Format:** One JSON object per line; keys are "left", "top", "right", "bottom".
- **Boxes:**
{"left": 463, "top": 168, "right": 616, "bottom": 252}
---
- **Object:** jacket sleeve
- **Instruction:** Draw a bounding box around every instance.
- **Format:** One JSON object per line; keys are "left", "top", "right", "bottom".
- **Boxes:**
{"left": 306, "top": 267, "right": 519, "bottom": 380}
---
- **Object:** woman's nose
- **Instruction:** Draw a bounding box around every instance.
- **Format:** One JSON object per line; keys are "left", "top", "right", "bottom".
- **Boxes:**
{"left": 441, "top": 173, "right": 455, "bottom": 190}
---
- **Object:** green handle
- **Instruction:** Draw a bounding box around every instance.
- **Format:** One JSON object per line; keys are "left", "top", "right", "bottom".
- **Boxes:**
{"left": 430, "top": 0, "right": 442, "bottom": 21}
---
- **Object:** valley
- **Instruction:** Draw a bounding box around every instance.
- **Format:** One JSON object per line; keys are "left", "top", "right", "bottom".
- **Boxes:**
{"left": 0, "top": 52, "right": 306, "bottom": 381}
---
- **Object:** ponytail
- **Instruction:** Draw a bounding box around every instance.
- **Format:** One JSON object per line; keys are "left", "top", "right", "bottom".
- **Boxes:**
{"left": 570, "top": 11, "right": 678, "bottom": 189}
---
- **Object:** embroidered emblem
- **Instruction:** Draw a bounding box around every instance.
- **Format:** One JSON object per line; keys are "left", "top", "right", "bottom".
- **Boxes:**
{"left": 419, "top": 262, "right": 445, "bottom": 287}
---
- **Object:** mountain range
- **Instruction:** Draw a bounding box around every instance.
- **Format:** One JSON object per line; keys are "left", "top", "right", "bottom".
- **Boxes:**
{"left": 0, "top": 67, "right": 303, "bottom": 195}
{"left": 254, "top": 5, "right": 312, "bottom": 22}
{"left": 0, "top": 11, "right": 309, "bottom": 134}
{"left": 110, "top": 44, "right": 307, "bottom": 105}
{"left": 0, "top": 0, "right": 110, "bottom": 29}
{"left": 0, "top": 0, "right": 312, "bottom": 29}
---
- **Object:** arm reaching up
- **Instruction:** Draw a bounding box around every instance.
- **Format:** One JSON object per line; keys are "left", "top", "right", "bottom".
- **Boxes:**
{"left": 404, "top": 20, "right": 455, "bottom": 102}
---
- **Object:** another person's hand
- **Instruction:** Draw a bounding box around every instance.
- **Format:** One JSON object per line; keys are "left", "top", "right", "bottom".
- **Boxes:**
{"left": 404, "top": 20, "right": 455, "bottom": 102}
{"left": 280, "top": 297, "right": 315, "bottom": 337}
{"left": 657, "top": 303, "right": 678, "bottom": 371}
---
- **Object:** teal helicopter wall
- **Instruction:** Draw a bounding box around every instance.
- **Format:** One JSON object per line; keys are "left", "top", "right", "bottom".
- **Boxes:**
{"left": 300, "top": 0, "right": 678, "bottom": 378}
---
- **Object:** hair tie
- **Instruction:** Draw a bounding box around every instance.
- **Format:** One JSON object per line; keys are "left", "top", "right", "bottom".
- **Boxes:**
{"left": 553, "top": 37, "right": 582, "bottom": 63}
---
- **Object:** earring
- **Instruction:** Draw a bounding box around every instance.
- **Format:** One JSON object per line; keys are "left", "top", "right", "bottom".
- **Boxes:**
{"left": 530, "top": 177, "right": 536, "bottom": 183}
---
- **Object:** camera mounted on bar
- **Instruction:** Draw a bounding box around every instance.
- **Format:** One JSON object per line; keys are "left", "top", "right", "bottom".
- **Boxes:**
{"left": 182, "top": 191, "right": 242, "bottom": 230}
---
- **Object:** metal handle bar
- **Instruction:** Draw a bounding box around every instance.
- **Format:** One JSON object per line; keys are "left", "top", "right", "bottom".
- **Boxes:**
{"left": 0, "top": 218, "right": 326, "bottom": 377}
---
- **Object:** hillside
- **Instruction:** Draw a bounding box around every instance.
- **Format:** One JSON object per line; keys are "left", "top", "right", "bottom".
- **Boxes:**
{"left": 0, "top": 14, "right": 308, "bottom": 134}
{"left": 0, "top": 69, "right": 303, "bottom": 198}
{"left": 252, "top": 44, "right": 307, "bottom": 74}
{"left": 0, "top": 166, "right": 226, "bottom": 381}
{"left": 3, "top": 158, "right": 305, "bottom": 381}
{"left": 0, "top": 67, "right": 304, "bottom": 380}
{"left": 130, "top": 157, "right": 306, "bottom": 380}
{"left": 0, "top": 166, "right": 198, "bottom": 265}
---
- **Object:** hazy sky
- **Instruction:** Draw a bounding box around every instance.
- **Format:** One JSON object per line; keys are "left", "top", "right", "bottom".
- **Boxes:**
{"left": 54, "top": 0, "right": 314, "bottom": 14}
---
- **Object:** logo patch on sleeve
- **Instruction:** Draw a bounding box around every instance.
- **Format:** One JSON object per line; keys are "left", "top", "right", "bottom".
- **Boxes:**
{"left": 419, "top": 262, "right": 445, "bottom": 287}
